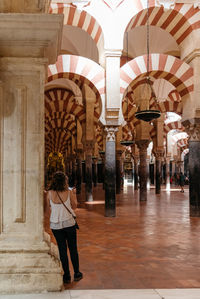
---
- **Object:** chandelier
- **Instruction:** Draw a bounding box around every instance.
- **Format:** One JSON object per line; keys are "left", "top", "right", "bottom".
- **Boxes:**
{"left": 135, "top": 0, "right": 161, "bottom": 122}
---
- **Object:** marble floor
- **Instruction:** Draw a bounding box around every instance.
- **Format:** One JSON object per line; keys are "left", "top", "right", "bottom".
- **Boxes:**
{"left": 44, "top": 182, "right": 200, "bottom": 298}
{"left": 1, "top": 288, "right": 200, "bottom": 299}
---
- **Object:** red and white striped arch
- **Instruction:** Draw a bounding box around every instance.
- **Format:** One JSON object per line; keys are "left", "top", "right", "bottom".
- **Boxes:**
{"left": 48, "top": 55, "right": 105, "bottom": 108}
{"left": 120, "top": 53, "right": 193, "bottom": 100}
{"left": 164, "top": 121, "right": 183, "bottom": 135}
{"left": 126, "top": 4, "right": 200, "bottom": 46}
{"left": 45, "top": 88, "right": 86, "bottom": 122}
{"left": 168, "top": 90, "right": 181, "bottom": 102}
{"left": 49, "top": 3, "right": 104, "bottom": 48}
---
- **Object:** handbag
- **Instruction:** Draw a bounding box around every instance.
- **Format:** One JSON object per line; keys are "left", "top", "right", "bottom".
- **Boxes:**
{"left": 56, "top": 191, "right": 79, "bottom": 230}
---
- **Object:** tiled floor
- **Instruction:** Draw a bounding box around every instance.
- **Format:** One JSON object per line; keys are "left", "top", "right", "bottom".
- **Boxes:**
{"left": 44, "top": 182, "right": 200, "bottom": 292}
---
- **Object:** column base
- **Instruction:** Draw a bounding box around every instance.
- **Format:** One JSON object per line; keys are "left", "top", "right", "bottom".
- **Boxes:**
{"left": 105, "top": 209, "right": 116, "bottom": 217}
{"left": 190, "top": 205, "right": 200, "bottom": 217}
{"left": 0, "top": 249, "right": 63, "bottom": 294}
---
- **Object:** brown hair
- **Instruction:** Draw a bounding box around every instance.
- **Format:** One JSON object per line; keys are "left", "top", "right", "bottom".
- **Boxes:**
{"left": 49, "top": 171, "right": 68, "bottom": 191}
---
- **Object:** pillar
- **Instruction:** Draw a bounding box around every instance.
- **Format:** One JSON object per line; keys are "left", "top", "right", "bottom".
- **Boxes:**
{"left": 85, "top": 141, "right": 93, "bottom": 202}
{"left": 116, "top": 150, "right": 123, "bottom": 194}
{"left": 136, "top": 140, "right": 149, "bottom": 201}
{"left": 165, "top": 157, "right": 171, "bottom": 190}
{"left": 134, "top": 157, "right": 139, "bottom": 190}
{"left": 105, "top": 127, "right": 118, "bottom": 217}
{"left": 0, "top": 12, "right": 63, "bottom": 293}
{"left": 92, "top": 157, "right": 98, "bottom": 187}
{"left": 154, "top": 151, "right": 163, "bottom": 194}
{"left": 76, "top": 149, "right": 82, "bottom": 194}
{"left": 182, "top": 120, "right": 200, "bottom": 216}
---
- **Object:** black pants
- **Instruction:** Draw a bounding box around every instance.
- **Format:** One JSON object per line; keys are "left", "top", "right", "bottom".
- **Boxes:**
{"left": 52, "top": 225, "right": 79, "bottom": 277}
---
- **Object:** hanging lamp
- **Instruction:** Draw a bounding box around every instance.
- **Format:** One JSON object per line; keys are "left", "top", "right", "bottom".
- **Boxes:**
{"left": 135, "top": 0, "right": 161, "bottom": 122}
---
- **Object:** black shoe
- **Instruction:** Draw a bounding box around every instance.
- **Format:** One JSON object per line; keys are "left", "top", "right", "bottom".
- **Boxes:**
{"left": 74, "top": 272, "right": 83, "bottom": 281}
{"left": 63, "top": 275, "right": 71, "bottom": 284}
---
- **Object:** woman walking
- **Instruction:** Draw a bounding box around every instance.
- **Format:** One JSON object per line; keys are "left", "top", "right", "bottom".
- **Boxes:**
{"left": 45, "top": 171, "right": 83, "bottom": 284}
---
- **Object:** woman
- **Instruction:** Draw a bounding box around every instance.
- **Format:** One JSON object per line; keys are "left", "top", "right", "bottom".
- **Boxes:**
{"left": 45, "top": 171, "right": 83, "bottom": 284}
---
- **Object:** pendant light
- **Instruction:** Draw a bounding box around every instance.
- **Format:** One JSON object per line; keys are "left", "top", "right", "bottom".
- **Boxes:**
{"left": 135, "top": 0, "right": 161, "bottom": 122}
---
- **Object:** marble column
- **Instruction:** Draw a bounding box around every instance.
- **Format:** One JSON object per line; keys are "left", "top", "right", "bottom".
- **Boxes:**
{"left": 134, "top": 157, "right": 139, "bottom": 190}
{"left": 99, "top": 151, "right": 105, "bottom": 189}
{"left": 183, "top": 120, "right": 200, "bottom": 216}
{"left": 105, "top": 127, "right": 118, "bottom": 217}
{"left": 71, "top": 155, "right": 76, "bottom": 187}
{"left": 85, "top": 141, "right": 93, "bottom": 202}
{"left": 76, "top": 149, "right": 82, "bottom": 194}
{"left": 165, "top": 157, "right": 171, "bottom": 191}
{"left": 92, "top": 157, "right": 98, "bottom": 187}
{"left": 154, "top": 151, "right": 163, "bottom": 194}
{"left": 116, "top": 150, "right": 123, "bottom": 194}
{"left": 0, "top": 13, "right": 63, "bottom": 293}
{"left": 136, "top": 140, "right": 149, "bottom": 201}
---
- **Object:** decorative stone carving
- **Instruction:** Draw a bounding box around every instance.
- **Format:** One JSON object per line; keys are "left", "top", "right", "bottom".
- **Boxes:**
{"left": 103, "top": 0, "right": 125, "bottom": 10}
{"left": 105, "top": 127, "right": 118, "bottom": 142}
{"left": 0, "top": 0, "right": 51, "bottom": 13}
{"left": 135, "top": 140, "right": 149, "bottom": 153}
{"left": 182, "top": 119, "right": 200, "bottom": 141}
{"left": 156, "top": 0, "right": 175, "bottom": 10}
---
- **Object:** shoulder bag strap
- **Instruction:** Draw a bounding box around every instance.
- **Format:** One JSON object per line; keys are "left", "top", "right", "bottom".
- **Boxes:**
{"left": 56, "top": 191, "right": 76, "bottom": 219}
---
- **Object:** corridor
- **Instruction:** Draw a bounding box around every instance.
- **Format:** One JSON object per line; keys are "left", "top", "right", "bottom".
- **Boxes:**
{"left": 44, "top": 183, "right": 200, "bottom": 290}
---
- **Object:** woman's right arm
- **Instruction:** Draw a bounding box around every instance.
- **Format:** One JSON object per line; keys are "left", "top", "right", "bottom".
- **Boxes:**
{"left": 69, "top": 188, "right": 77, "bottom": 210}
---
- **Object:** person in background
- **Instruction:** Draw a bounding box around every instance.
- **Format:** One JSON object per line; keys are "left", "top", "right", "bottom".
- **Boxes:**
{"left": 45, "top": 171, "right": 83, "bottom": 284}
{"left": 179, "top": 172, "right": 185, "bottom": 193}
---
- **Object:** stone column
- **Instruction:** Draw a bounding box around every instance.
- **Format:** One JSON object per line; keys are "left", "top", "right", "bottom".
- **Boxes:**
{"left": 182, "top": 120, "right": 200, "bottom": 216}
{"left": 165, "top": 157, "right": 171, "bottom": 190}
{"left": 85, "top": 141, "right": 93, "bottom": 202}
{"left": 105, "top": 127, "right": 118, "bottom": 217}
{"left": 0, "top": 13, "right": 63, "bottom": 293}
{"left": 154, "top": 151, "right": 164, "bottom": 194}
{"left": 99, "top": 151, "right": 105, "bottom": 188}
{"left": 134, "top": 157, "right": 139, "bottom": 190}
{"left": 76, "top": 149, "right": 82, "bottom": 194}
{"left": 136, "top": 140, "right": 149, "bottom": 201}
{"left": 92, "top": 157, "right": 98, "bottom": 187}
{"left": 116, "top": 150, "right": 123, "bottom": 194}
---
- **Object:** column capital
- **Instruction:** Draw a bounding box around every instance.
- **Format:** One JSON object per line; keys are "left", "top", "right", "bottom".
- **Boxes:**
{"left": 84, "top": 140, "right": 94, "bottom": 153}
{"left": 0, "top": 14, "right": 63, "bottom": 64}
{"left": 182, "top": 118, "right": 200, "bottom": 141}
{"left": 105, "top": 126, "right": 118, "bottom": 141}
{"left": 135, "top": 140, "right": 149, "bottom": 152}
{"left": 104, "top": 49, "right": 122, "bottom": 57}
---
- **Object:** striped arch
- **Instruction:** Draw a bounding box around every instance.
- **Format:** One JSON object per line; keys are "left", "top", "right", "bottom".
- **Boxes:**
{"left": 156, "top": 101, "right": 182, "bottom": 115}
{"left": 49, "top": 3, "right": 104, "bottom": 48}
{"left": 164, "top": 121, "right": 184, "bottom": 135}
{"left": 45, "top": 88, "right": 85, "bottom": 122}
{"left": 177, "top": 138, "right": 188, "bottom": 150}
{"left": 126, "top": 4, "right": 200, "bottom": 46}
{"left": 167, "top": 90, "right": 181, "bottom": 102}
{"left": 120, "top": 53, "right": 193, "bottom": 101}
{"left": 48, "top": 55, "right": 105, "bottom": 112}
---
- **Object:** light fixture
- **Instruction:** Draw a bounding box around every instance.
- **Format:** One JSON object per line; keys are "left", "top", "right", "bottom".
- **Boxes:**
{"left": 135, "top": 0, "right": 161, "bottom": 122}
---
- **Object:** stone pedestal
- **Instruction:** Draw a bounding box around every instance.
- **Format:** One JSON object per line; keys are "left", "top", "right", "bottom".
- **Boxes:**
{"left": 0, "top": 13, "right": 63, "bottom": 293}
{"left": 105, "top": 127, "right": 118, "bottom": 217}
{"left": 136, "top": 140, "right": 149, "bottom": 201}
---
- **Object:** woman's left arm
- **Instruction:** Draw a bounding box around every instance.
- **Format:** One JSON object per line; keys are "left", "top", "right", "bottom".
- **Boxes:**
{"left": 44, "top": 190, "right": 50, "bottom": 214}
